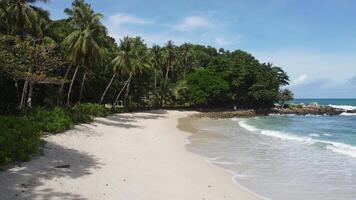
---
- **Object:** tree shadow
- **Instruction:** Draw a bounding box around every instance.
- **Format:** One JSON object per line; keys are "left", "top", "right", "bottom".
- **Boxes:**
{"left": 0, "top": 142, "right": 102, "bottom": 200}
{"left": 94, "top": 112, "right": 166, "bottom": 129}
{"left": 94, "top": 118, "right": 144, "bottom": 129}
{"left": 138, "top": 110, "right": 168, "bottom": 115}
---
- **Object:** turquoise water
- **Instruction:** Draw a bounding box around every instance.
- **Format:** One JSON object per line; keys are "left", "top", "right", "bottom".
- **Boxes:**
{"left": 187, "top": 99, "right": 356, "bottom": 200}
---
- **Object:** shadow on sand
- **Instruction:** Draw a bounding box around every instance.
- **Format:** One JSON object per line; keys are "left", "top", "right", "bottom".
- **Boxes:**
{"left": 0, "top": 110, "right": 170, "bottom": 199}
{"left": 94, "top": 111, "right": 167, "bottom": 129}
{"left": 0, "top": 142, "right": 102, "bottom": 200}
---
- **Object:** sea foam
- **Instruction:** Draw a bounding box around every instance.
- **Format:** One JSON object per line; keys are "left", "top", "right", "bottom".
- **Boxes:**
{"left": 329, "top": 104, "right": 356, "bottom": 111}
{"left": 238, "top": 120, "right": 356, "bottom": 159}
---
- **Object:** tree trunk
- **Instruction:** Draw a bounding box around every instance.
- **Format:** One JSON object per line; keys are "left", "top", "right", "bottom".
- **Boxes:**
{"left": 13, "top": 79, "right": 20, "bottom": 104}
{"left": 165, "top": 66, "right": 169, "bottom": 84}
{"left": 124, "top": 74, "right": 132, "bottom": 104}
{"left": 78, "top": 70, "right": 87, "bottom": 103}
{"left": 67, "top": 65, "right": 80, "bottom": 106}
{"left": 113, "top": 76, "right": 131, "bottom": 107}
{"left": 20, "top": 79, "right": 29, "bottom": 110}
{"left": 57, "top": 65, "right": 72, "bottom": 106}
{"left": 154, "top": 69, "right": 157, "bottom": 95}
{"left": 100, "top": 73, "right": 116, "bottom": 104}
{"left": 27, "top": 83, "right": 33, "bottom": 109}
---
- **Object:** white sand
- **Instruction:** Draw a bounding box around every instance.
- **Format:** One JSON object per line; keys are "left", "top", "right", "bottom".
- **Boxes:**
{"left": 0, "top": 110, "right": 263, "bottom": 200}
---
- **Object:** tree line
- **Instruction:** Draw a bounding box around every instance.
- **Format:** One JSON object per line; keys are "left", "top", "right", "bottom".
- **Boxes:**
{"left": 0, "top": 0, "right": 293, "bottom": 115}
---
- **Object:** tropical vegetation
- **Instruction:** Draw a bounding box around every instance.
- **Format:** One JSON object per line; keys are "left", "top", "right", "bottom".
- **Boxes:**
{"left": 0, "top": 0, "right": 292, "bottom": 167}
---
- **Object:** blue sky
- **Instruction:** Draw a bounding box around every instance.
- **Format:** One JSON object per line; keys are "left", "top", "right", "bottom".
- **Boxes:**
{"left": 35, "top": 0, "right": 356, "bottom": 98}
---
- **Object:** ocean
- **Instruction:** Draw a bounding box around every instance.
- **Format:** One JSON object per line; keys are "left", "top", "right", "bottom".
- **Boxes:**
{"left": 187, "top": 99, "right": 356, "bottom": 200}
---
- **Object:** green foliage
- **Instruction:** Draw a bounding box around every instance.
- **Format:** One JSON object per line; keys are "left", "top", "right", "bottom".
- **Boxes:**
{"left": 29, "top": 107, "right": 74, "bottom": 133}
{"left": 69, "top": 103, "right": 110, "bottom": 123}
{"left": 175, "top": 68, "right": 229, "bottom": 106}
{"left": 0, "top": 116, "right": 42, "bottom": 166}
{"left": 278, "top": 89, "right": 294, "bottom": 107}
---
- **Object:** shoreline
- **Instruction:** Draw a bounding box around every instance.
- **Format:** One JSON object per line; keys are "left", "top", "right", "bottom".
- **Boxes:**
{"left": 177, "top": 116, "right": 269, "bottom": 200}
{"left": 0, "top": 110, "right": 263, "bottom": 200}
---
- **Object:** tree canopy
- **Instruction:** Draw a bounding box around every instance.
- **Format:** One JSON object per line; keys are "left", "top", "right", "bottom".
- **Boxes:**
{"left": 0, "top": 0, "right": 291, "bottom": 114}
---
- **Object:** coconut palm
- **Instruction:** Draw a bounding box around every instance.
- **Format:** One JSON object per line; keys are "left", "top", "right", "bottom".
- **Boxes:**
{"left": 179, "top": 43, "right": 194, "bottom": 79}
{"left": 163, "top": 40, "right": 176, "bottom": 84}
{"left": 266, "top": 62, "right": 290, "bottom": 86}
{"left": 112, "top": 37, "right": 149, "bottom": 107}
{"left": 0, "top": 0, "right": 49, "bottom": 37}
{"left": 150, "top": 44, "right": 162, "bottom": 96}
{"left": 63, "top": 0, "right": 106, "bottom": 105}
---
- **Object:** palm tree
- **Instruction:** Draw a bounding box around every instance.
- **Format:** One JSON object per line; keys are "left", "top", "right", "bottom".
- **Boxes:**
{"left": 63, "top": 0, "right": 106, "bottom": 105}
{"left": 1, "top": 0, "right": 49, "bottom": 37}
{"left": 112, "top": 37, "right": 149, "bottom": 107}
{"left": 150, "top": 44, "right": 162, "bottom": 96}
{"left": 163, "top": 40, "right": 176, "bottom": 85}
{"left": 266, "top": 62, "right": 290, "bottom": 86}
{"left": 179, "top": 43, "right": 193, "bottom": 79}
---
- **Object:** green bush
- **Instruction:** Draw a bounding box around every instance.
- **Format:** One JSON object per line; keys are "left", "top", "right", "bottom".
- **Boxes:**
{"left": 69, "top": 103, "right": 110, "bottom": 124}
{"left": 0, "top": 116, "right": 42, "bottom": 166}
{"left": 29, "top": 107, "right": 74, "bottom": 133}
{"left": 0, "top": 103, "right": 111, "bottom": 167}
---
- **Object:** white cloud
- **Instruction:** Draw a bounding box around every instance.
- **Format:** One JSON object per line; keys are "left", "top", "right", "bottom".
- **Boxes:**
{"left": 105, "top": 13, "right": 238, "bottom": 49}
{"left": 215, "top": 37, "right": 230, "bottom": 46}
{"left": 175, "top": 16, "right": 213, "bottom": 31}
{"left": 290, "top": 75, "right": 308, "bottom": 86}
{"left": 108, "top": 13, "right": 151, "bottom": 26}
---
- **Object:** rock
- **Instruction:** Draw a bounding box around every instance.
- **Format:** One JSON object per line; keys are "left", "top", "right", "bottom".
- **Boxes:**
{"left": 347, "top": 109, "right": 356, "bottom": 114}
{"left": 192, "top": 110, "right": 261, "bottom": 119}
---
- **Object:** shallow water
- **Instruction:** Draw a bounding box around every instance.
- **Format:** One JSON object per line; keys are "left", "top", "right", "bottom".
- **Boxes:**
{"left": 187, "top": 115, "right": 356, "bottom": 200}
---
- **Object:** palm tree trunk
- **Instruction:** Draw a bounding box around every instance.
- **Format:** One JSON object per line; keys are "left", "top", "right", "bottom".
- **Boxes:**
{"left": 113, "top": 75, "right": 131, "bottom": 107}
{"left": 100, "top": 73, "right": 116, "bottom": 104}
{"left": 78, "top": 70, "right": 87, "bottom": 103}
{"left": 27, "top": 83, "right": 33, "bottom": 109}
{"left": 57, "top": 65, "right": 72, "bottom": 106}
{"left": 165, "top": 66, "right": 169, "bottom": 84}
{"left": 154, "top": 69, "right": 157, "bottom": 95}
{"left": 20, "top": 79, "right": 29, "bottom": 110}
{"left": 13, "top": 79, "right": 20, "bottom": 104}
{"left": 124, "top": 74, "right": 132, "bottom": 103}
{"left": 67, "top": 65, "right": 80, "bottom": 106}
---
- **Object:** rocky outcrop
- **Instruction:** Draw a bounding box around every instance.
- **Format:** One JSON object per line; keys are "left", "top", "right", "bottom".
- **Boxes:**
{"left": 346, "top": 109, "right": 356, "bottom": 114}
{"left": 192, "top": 109, "right": 261, "bottom": 119}
{"left": 192, "top": 103, "right": 345, "bottom": 119}
{"left": 272, "top": 103, "right": 343, "bottom": 116}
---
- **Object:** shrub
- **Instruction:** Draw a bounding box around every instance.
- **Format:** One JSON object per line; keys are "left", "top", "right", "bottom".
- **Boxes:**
{"left": 69, "top": 103, "right": 110, "bottom": 124}
{"left": 29, "top": 107, "right": 74, "bottom": 133}
{"left": 0, "top": 116, "right": 42, "bottom": 167}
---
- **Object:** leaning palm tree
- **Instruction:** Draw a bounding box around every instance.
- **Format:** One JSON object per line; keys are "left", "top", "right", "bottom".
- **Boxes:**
{"left": 163, "top": 40, "right": 176, "bottom": 85}
{"left": 63, "top": 1, "right": 106, "bottom": 105}
{"left": 112, "top": 36, "right": 149, "bottom": 107}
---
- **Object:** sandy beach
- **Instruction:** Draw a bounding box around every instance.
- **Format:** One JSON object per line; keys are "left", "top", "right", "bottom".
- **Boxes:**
{"left": 0, "top": 110, "right": 263, "bottom": 200}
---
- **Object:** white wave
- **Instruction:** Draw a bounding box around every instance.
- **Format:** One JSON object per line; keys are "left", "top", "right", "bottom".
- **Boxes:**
{"left": 340, "top": 112, "right": 356, "bottom": 116}
{"left": 238, "top": 120, "right": 259, "bottom": 132}
{"left": 329, "top": 104, "right": 356, "bottom": 111}
{"left": 309, "top": 133, "right": 320, "bottom": 137}
{"left": 238, "top": 120, "right": 356, "bottom": 159}
{"left": 207, "top": 157, "right": 240, "bottom": 165}
{"left": 323, "top": 133, "right": 333, "bottom": 137}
